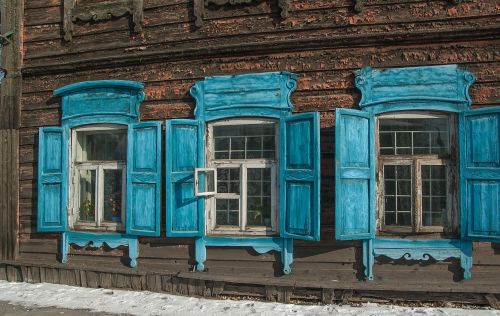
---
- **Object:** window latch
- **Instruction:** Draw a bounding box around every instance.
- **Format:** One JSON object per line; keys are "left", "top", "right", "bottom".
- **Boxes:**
{"left": 0, "top": 31, "right": 14, "bottom": 46}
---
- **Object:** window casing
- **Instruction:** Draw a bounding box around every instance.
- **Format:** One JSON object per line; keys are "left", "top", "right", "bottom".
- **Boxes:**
{"left": 375, "top": 112, "right": 458, "bottom": 235}
{"left": 205, "top": 118, "right": 279, "bottom": 236}
{"left": 69, "top": 124, "right": 127, "bottom": 232}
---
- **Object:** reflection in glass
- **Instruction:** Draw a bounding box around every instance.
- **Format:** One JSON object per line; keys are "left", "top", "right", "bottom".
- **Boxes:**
{"left": 422, "top": 165, "right": 447, "bottom": 226}
{"left": 383, "top": 165, "right": 412, "bottom": 227}
{"left": 379, "top": 117, "right": 449, "bottom": 156}
{"left": 213, "top": 123, "right": 276, "bottom": 160}
{"left": 103, "top": 169, "right": 123, "bottom": 222}
{"left": 78, "top": 169, "right": 96, "bottom": 221}
{"left": 76, "top": 129, "right": 127, "bottom": 161}
{"left": 215, "top": 199, "right": 239, "bottom": 226}
{"left": 246, "top": 168, "right": 272, "bottom": 227}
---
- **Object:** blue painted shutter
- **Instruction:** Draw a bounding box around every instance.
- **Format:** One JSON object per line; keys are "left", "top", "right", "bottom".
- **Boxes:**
{"left": 38, "top": 127, "right": 68, "bottom": 232}
{"left": 335, "top": 109, "right": 375, "bottom": 240}
{"left": 280, "top": 112, "right": 320, "bottom": 241}
{"left": 126, "top": 122, "right": 162, "bottom": 236}
{"left": 166, "top": 119, "right": 205, "bottom": 237}
{"left": 461, "top": 108, "right": 500, "bottom": 242}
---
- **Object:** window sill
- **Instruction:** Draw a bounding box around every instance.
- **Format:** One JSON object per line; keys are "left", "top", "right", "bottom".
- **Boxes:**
{"left": 60, "top": 231, "right": 138, "bottom": 267}
{"left": 362, "top": 238, "right": 472, "bottom": 281}
{"left": 195, "top": 236, "right": 293, "bottom": 274}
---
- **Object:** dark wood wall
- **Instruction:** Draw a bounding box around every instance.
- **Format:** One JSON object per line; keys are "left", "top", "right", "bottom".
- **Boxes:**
{"left": 16, "top": 0, "right": 500, "bottom": 295}
{"left": 0, "top": 0, "right": 22, "bottom": 261}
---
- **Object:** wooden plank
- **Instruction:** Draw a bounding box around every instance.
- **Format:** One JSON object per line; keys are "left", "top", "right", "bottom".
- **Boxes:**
{"left": 0, "top": 130, "right": 19, "bottom": 260}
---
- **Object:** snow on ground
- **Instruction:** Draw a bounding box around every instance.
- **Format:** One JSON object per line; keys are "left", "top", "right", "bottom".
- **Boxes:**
{"left": 0, "top": 280, "right": 498, "bottom": 316}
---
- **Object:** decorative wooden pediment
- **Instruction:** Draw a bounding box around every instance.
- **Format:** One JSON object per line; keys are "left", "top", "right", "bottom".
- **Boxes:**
{"left": 63, "top": 0, "right": 144, "bottom": 41}
{"left": 194, "top": 0, "right": 290, "bottom": 27}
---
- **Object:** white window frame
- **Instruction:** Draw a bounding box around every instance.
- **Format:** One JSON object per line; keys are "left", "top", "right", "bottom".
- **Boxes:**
{"left": 69, "top": 124, "right": 127, "bottom": 232}
{"left": 205, "top": 118, "right": 280, "bottom": 236}
{"left": 375, "top": 112, "right": 458, "bottom": 235}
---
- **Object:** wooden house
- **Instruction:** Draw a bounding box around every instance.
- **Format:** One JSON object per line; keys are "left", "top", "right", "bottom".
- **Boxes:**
{"left": 0, "top": 0, "right": 499, "bottom": 305}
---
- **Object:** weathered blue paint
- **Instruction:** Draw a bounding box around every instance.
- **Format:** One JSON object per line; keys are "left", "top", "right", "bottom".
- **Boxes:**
{"left": 355, "top": 65, "right": 475, "bottom": 113}
{"left": 166, "top": 72, "right": 319, "bottom": 274}
{"left": 60, "top": 231, "right": 139, "bottom": 267}
{"left": 194, "top": 237, "right": 294, "bottom": 274}
{"left": 335, "top": 109, "right": 375, "bottom": 240}
{"left": 38, "top": 80, "right": 156, "bottom": 266}
{"left": 38, "top": 127, "right": 69, "bottom": 232}
{"left": 280, "top": 112, "right": 321, "bottom": 241}
{"left": 190, "top": 72, "right": 296, "bottom": 122}
{"left": 362, "top": 239, "right": 473, "bottom": 280}
{"left": 343, "top": 65, "right": 483, "bottom": 280}
{"left": 126, "top": 121, "right": 162, "bottom": 236}
{"left": 55, "top": 80, "right": 145, "bottom": 128}
{"left": 460, "top": 107, "right": 500, "bottom": 242}
{"left": 165, "top": 119, "right": 205, "bottom": 237}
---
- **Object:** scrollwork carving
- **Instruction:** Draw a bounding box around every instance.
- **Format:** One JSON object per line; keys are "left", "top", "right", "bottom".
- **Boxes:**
{"left": 194, "top": 0, "right": 290, "bottom": 27}
{"left": 63, "top": 0, "right": 144, "bottom": 41}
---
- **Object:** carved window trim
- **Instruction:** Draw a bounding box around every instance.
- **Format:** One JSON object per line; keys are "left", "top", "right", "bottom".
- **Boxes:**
{"left": 63, "top": 0, "right": 144, "bottom": 41}
{"left": 194, "top": 0, "right": 290, "bottom": 27}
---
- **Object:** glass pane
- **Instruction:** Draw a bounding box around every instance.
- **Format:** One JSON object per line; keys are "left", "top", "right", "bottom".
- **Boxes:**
{"left": 397, "top": 180, "right": 411, "bottom": 196}
{"left": 78, "top": 169, "right": 96, "bottom": 222}
{"left": 197, "top": 169, "right": 215, "bottom": 194}
{"left": 76, "top": 128, "right": 127, "bottom": 161}
{"left": 383, "top": 164, "right": 413, "bottom": 227}
{"left": 398, "top": 212, "right": 411, "bottom": 226}
{"left": 421, "top": 165, "right": 447, "bottom": 227}
{"left": 217, "top": 167, "right": 240, "bottom": 194}
{"left": 385, "top": 212, "right": 396, "bottom": 225}
{"left": 215, "top": 199, "right": 239, "bottom": 226}
{"left": 379, "top": 117, "right": 450, "bottom": 156}
{"left": 246, "top": 167, "right": 272, "bottom": 227}
{"left": 103, "top": 169, "right": 123, "bottom": 223}
{"left": 213, "top": 123, "right": 276, "bottom": 160}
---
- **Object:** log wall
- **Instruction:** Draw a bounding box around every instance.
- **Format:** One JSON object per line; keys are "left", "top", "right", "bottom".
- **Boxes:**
{"left": 13, "top": 0, "right": 500, "bottom": 299}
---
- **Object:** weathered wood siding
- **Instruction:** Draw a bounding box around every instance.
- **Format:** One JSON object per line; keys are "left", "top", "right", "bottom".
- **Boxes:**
{"left": 16, "top": 0, "right": 500, "bottom": 296}
{"left": 0, "top": 0, "right": 22, "bottom": 261}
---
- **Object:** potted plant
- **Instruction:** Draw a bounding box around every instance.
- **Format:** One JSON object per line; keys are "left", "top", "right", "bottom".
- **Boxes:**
{"left": 253, "top": 205, "right": 271, "bottom": 227}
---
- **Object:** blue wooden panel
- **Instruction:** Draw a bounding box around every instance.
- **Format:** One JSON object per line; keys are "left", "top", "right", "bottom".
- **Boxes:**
{"left": 467, "top": 181, "right": 500, "bottom": 239}
{"left": 191, "top": 72, "right": 297, "bottom": 121}
{"left": 340, "top": 179, "right": 369, "bottom": 236}
{"left": 133, "top": 126, "right": 158, "bottom": 172}
{"left": 126, "top": 122, "right": 162, "bottom": 236}
{"left": 55, "top": 80, "right": 145, "bottom": 128}
{"left": 280, "top": 112, "right": 320, "bottom": 241}
{"left": 355, "top": 65, "right": 475, "bottom": 113}
{"left": 467, "top": 114, "right": 500, "bottom": 167}
{"left": 38, "top": 127, "right": 68, "bottom": 232}
{"left": 166, "top": 119, "right": 205, "bottom": 237}
{"left": 461, "top": 107, "right": 500, "bottom": 242}
{"left": 285, "top": 119, "right": 312, "bottom": 170}
{"left": 335, "top": 109, "right": 375, "bottom": 240}
{"left": 285, "top": 182, "right": 311, "bottom": 236}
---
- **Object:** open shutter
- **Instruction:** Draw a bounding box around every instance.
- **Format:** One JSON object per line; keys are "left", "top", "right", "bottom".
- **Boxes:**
{"left": 280, "top": 112, "right": 320, "bottom": 241}
{"left": 38, "top": 127, "right": 68, "bottom": 232}
{"left": 126, "top": 122, "right": 162, "bottom": 236}
{"left": 460, "top": 108, "right": 500, "bottom": 242}
{"left": 335, "top": 109, "right": 375, "bottom": 240}
{"left": 166, "top": 119, "right": 205, "bottom": 237}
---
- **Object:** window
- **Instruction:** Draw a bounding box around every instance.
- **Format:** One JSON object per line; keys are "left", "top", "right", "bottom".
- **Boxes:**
{"left": 205, "top": 119, "right": 279, "bottom": 235}
{"left": 70, "top": 125, "right": 127, "bottom": 231}
{"left": 335, "top": 65, "right": 500, "bottom": 280}
{"left": 376, "top": 113, "right": 457, "bottom": 234}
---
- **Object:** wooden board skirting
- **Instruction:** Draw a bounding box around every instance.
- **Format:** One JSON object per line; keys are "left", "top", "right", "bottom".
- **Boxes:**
{"left": 0, "top": 260, "right": 497, "bottom": 305}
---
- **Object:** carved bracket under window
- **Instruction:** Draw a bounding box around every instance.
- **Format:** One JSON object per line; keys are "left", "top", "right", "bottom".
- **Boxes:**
{"left": 194, "top": 0, "right": 290, "bottom": 27}
{"left": 63, "top": 0, "right": 144, "bottom": 41}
